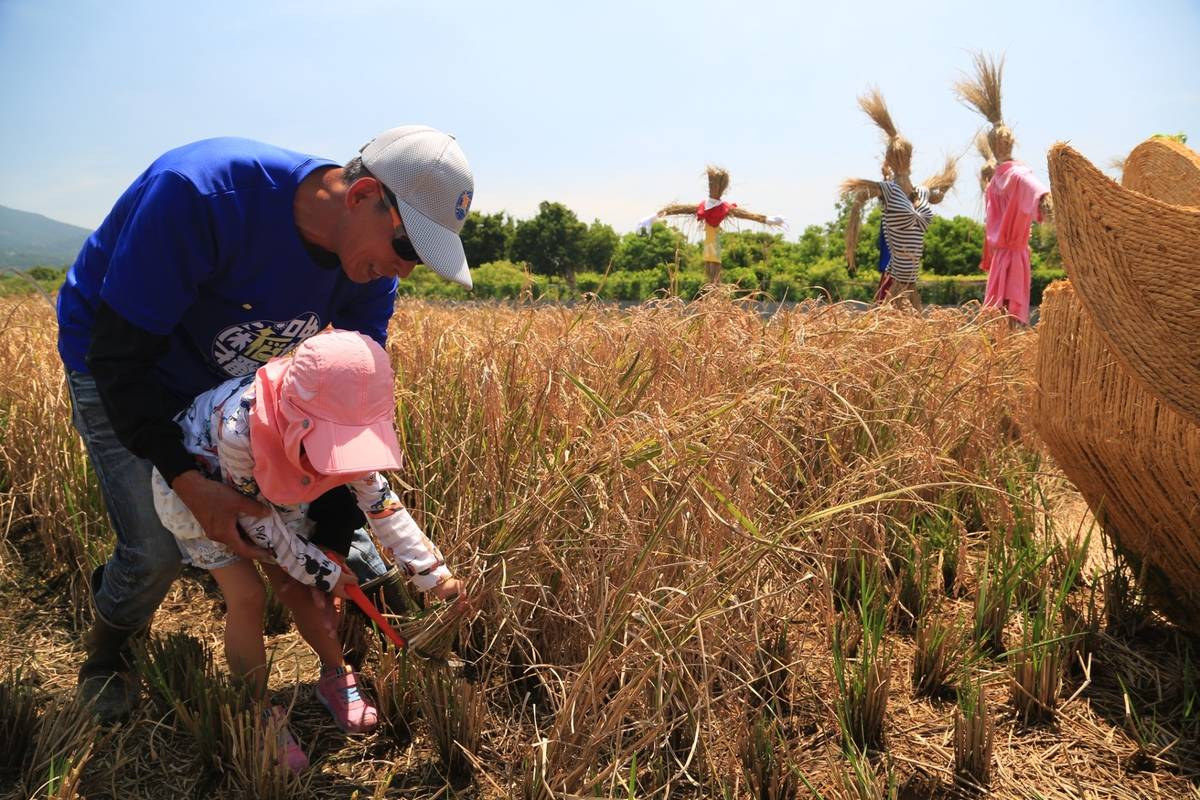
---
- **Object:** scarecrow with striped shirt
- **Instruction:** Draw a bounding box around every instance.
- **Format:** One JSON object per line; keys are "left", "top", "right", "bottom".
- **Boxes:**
{"left": 842, "top": 88, "right": 958, "bottom": 311}
{"left": 954, "top": 53, "right": 1052, "bottom": 325}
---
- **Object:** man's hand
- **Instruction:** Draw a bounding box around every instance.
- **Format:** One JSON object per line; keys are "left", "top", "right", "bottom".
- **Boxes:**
{"left": 170, "top": 470, "right": 273, "bottom": 561}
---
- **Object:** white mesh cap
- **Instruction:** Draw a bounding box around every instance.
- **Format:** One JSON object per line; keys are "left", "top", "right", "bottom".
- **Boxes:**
{"left": 359, "top": 125, "right": 475, "bottom": 288}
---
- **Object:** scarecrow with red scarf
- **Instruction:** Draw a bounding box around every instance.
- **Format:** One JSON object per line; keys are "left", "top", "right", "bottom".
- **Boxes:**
{"left": 641, "top": 166, "right": 785, "bottom": 284}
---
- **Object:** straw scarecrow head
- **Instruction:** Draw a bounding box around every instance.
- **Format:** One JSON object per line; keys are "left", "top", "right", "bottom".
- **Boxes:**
{"left": 859, "top": 88, "right": 914, "bottom": 192}
{"left": 955, "top": 53, "right": 1015, "bottom": 162}
{"left": 839, "top": 88, "right": 958, "bottom": 275}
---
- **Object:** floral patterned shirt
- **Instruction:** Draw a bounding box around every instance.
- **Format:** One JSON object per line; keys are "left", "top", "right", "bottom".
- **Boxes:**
{"left": 161, "top": 375, "right": 450, "bottom": 592}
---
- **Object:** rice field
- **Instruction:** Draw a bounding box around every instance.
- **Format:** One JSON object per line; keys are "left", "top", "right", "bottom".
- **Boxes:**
{"left": 1, "top": 292, "right": 1198, "bottom": 799}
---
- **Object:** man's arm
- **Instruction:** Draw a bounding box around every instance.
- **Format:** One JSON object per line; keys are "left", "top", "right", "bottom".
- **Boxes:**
{"left": 85, "top": 300, "right": 195, "bottom": 483}
{"left": 86, "top": 301, "right": 269, "bottom": 559}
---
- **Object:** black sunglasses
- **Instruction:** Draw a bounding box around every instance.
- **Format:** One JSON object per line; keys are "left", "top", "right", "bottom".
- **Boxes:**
{"left": 378, "top": 184, "right": 422, "bottom": 263}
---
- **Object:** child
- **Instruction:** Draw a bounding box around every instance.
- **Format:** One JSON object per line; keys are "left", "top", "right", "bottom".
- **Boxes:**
{"left": 151, "top": 329, "right": 463, "bottom": 771}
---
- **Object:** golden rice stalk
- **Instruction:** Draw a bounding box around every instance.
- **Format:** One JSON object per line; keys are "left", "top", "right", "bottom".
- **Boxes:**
{"left": 400, "top": 596, "right": 473, "bottom": 662}
{"left": 839, "top": 180, "right": 879, "bottom": 277}
{"left": 977, "top": 132, "right": 998, "bottom": 191}
{"left": 133, "top": 630, "right": 214, "bottom": 719}
{"left": 338, "top": 600, "right": 372, "bottom": 672}
{"left": 739, "top": 710, "right": 798, "bottom": 800}
{"left": 657, "top": 203, "right": 697, "bottom": 218}
{"left": 727, "top": 207, "right": 770, "bottom": 225}
{"left": 912, "top": 614, "right": 970, "bottom": 698}
{"left": 220, "top": 703, "right": 307, "bottom": 799}
{"left": 21, "top": 695, "right": 98, "bottom": 799}
{"left": 976, "top": 131, "right": 995, "bottom": 162}
{"left": 922, "top": 155, "right": 959, "bottom": 205}
{"left": 859, "top": 87, "right": 913, "bottom": 177}
{"left": 954, "top": 51, "right": 1005, "bottom": 125}
{"left": 953, "top": 679, "right": 994, "bottom": 792}
{"left": 0, "top": 668, "right": 39, "bottom": 773}
{"left": 418, "top": 664, "right": 484, "bottom": 780}
{"left": 1009, "top": 639, "right": 1063, "bottom": 725}
{"left": 375, "top": 644, "right": 418, "bottom": 742}
{"left": 858, "top": 86, "right": 899, "bottom": 139}
{"left": 706, "top": 165, "right": 730, "bottom": 199}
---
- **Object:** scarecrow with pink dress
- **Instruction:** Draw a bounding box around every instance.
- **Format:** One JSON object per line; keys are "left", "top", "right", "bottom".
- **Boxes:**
{"left": 955, "top": 53, "right": 1054, "bottom": 325}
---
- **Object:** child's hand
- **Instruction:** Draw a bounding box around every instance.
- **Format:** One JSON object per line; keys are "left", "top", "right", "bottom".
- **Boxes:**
{"left": 332, "top": 569, "right": 359, "bottom": 600}
{"left": 430, "top": 577, "right": 473, "bottom": 614}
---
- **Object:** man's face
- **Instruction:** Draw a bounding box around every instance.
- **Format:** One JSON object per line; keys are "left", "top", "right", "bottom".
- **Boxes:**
{"left": 338, "top": 178, "right": 420, "bottom": 284}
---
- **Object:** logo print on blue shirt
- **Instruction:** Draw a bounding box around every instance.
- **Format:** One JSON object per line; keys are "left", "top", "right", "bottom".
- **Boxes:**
{"left": 455, "top": 190, "right": 473, "bottom": 221}
{"left": 212, "top": 313, "right": 321, "bottom": 377}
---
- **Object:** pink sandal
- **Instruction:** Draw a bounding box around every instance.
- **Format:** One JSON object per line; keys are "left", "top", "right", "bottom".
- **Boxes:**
{"left": 265, "top": 705, "right": 309, "bottom": 773}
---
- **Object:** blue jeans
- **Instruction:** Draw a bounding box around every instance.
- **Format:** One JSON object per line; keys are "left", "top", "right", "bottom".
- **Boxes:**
{"left": 65, "top": 369, "right": 390, "bottom": 629}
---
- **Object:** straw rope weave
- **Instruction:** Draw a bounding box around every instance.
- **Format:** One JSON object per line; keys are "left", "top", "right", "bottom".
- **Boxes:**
{"left": 1120, "top": 137, "right": 1200, "bottom": 207}
{"left": 1035, "top": 137, "right": 1200, "bottom": 629}
{"left": 1034, "top": 281, "right": 1200, "bottom": 629}
{"left": 1047, "top": 142, "right": 1200, "bottom": 426}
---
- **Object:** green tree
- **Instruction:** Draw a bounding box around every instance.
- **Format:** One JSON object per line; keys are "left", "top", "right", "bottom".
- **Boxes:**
{"left": 797, "top": 225, "right": 825, "bottom": 266}
{"left": 460, "top": 211, "right": 513, "bottom": 268}
{"left": 612, "top": 223, "right": 689, "bottom": 273}
{"left": 1029, "top": 221, "right": 1061, "bottom": 270}
{"left": 581, "top": 219, "right": 619, "bottom": 272}
{"left": 922, "top": 215, "right": 984, "bottom": 275}
{"left": 510, "top": 201, "right": 587, "bottom": 290}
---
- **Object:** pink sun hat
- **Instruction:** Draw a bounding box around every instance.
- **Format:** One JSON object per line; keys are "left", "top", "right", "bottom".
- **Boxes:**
{"left": 252, "top": 330, "right": 403, "bottom": 503}
{"left": 284, "top": 330, "right": 403, "bottom": 476}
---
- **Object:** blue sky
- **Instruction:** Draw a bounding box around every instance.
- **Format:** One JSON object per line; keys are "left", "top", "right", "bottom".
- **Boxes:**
{"left": 1, "top": 0, "right": 1197, "bottom": 237}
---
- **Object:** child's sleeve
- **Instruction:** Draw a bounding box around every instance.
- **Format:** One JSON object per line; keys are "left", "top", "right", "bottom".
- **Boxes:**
{"left": 347, "top": 472, "right": 451, "bottom": 592}
{"left": 215, "top": 404, "right": 342, "bottom": 593}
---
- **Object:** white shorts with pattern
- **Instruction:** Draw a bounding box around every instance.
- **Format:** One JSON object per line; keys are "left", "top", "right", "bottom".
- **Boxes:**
{"left": 150, "top": 468, "right": 244, "bottom": 571}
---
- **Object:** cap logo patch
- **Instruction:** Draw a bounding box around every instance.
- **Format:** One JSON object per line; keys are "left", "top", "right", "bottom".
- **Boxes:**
{"left": 455, "top": 190, "right": 473, "bottom": 221}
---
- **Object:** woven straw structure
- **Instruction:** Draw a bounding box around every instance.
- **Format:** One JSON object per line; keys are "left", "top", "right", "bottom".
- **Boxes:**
{"left": 1047, "top": 143, "right": 1200, "bottom": 427}
{"left": 1036, "top": 138, "right": 1200, "bottom": 629}
{"left": 1121, "top": 137, "right": 1200, "bottom": 207}
{"left": 1034, "top": 282, "right": 1200, "bottom": 629}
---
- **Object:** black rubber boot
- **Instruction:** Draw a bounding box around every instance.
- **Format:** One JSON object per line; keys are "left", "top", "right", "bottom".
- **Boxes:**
{"left": 361, "top": 564, "right": 421, "bottom": 617}
{"left": 77, "top": 565, "right": 145, "bottom": 725}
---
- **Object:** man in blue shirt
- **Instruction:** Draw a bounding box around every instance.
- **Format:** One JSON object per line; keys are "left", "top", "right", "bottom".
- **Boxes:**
{"left": 58, "top": 125, "right": 475, "bottom": 722}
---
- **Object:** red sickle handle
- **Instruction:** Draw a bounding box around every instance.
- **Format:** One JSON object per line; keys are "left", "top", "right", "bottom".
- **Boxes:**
{"left": 324, "top": 552, "right": 408, "bottom": 650}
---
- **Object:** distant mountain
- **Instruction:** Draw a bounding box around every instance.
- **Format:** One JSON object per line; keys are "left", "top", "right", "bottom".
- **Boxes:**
{"left": 0, "top": 205, "right": 91, "bottom": 269}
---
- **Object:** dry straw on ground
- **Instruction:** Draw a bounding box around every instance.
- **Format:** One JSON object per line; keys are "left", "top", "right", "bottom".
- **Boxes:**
{"left": 1, "top": 293, "right": 1198, "bottom": 798}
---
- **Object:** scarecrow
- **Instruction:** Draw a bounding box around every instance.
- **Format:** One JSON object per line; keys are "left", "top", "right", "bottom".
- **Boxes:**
{"left": 842, "top": 88, "right": 958, "bottom": 310}
{"left": 975, "top": 132, "right": 997, "bottom": 193}
{"left": 641, "top": 166, "right": 785, "bottom": 284}
{"left": 954, "top": 52, "right": 1052, "bottom": 325}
